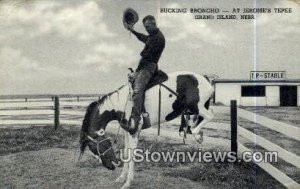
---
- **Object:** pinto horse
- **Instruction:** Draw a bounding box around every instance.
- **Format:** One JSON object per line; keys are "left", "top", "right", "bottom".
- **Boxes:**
{"left": 79, "top": 71, "right": 214, "bottom": 189}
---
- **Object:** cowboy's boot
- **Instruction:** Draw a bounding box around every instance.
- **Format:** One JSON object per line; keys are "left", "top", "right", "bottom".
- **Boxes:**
{"left": 142, "top": 112, "right": 151, "bottom": 129}
{"left": 120, "top": 116, "right": 141, "bottom": 135}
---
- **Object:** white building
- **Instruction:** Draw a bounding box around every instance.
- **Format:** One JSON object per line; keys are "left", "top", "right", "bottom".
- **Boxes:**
{"left": 213, "top": 79, "right": 300, "bottom": 106}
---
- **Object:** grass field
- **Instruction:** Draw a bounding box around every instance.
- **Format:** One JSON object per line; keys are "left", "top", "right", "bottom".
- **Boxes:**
{"left": 244, "top": 106, "right": 300, "bottom": 127}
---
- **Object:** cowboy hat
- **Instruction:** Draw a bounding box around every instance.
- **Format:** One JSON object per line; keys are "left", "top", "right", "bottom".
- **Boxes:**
{"left": 123, "top": 8, "right": 139, "bottom": 30}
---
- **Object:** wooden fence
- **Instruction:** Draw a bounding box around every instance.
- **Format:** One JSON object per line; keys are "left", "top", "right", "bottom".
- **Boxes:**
{"left": 0, "top": 95, "right": 101, "bottom": 128}
{"left": 229, "top": 100, "right": 300, "bottom": 189}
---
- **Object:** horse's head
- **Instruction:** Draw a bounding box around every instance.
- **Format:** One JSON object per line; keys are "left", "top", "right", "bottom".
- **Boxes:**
{"left": 80, "top": 101, "right": 124, "bottom": 170}
{"left": 87, "top": 128, "right": 121, "bottom": 170}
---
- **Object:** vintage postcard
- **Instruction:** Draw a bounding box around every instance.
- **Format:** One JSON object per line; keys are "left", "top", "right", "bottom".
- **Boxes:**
{"left": 0, "top": 0, "right": 299, "bottom": 188}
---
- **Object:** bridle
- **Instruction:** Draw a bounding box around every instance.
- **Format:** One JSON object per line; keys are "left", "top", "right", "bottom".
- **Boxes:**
{"left": 86, "top": 135, "right": 113, "bottom": 157}
{"left": 82, "top": 85, "right": 131, "bottom": 158}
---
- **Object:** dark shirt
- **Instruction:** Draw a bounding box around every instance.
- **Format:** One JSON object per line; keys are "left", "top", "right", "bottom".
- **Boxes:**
{"left": 131, "top": 28, "right": 165, "bottom": 72}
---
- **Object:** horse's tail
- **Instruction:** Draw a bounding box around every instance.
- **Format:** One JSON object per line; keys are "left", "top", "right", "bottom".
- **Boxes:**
{"left": 79, "top": 101, "right": 99, "bottom": 156}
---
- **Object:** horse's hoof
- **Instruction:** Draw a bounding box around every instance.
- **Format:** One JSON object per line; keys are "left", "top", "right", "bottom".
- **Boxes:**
{"left": 196, "top": 138, "right": 203, "bottom": 144}
{"left": 193, "top": 133, "right": 203, "bottom": 144}
{"left": 120, "top": 181, "right": 131, "bottom": 189}
{"left": 199, "top": 130, "right": 203, "bottom": 137}
{"left": 179, "top": 131, "right": 184, "bottom": 137}
{"left": 115, "top": 176, "right": 126, "bottom": 184}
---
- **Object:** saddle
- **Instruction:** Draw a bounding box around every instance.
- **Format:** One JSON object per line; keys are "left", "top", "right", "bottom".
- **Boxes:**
{"left": 145, "top": 70, "right": 168, "bottom": 90}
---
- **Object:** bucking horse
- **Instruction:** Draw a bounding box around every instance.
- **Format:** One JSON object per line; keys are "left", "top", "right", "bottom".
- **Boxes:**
{"left": 78, "top": 71, "right": 214, "bottom": 189}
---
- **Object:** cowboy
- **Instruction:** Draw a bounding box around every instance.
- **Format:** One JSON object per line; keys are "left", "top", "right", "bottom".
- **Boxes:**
{"left": 126, "top": 15, "right": 165, "bottom": 135}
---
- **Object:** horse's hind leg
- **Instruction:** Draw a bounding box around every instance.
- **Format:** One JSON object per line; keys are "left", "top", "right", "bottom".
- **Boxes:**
{"left": 116, "top": 131, "right": 129, "bottom": 184}
{"left": 191, "top": 107, "right": 214, "bottom": 142}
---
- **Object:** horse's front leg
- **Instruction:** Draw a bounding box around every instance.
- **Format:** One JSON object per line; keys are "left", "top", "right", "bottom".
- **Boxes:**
{"left": 191, "top": 107, "right": 214, "bottom": 143}
{"left": 121, "top": 133, "right": 139, "bottom": 189}
{"left": 116, "top": 130, "right": 129, "bottom": 184}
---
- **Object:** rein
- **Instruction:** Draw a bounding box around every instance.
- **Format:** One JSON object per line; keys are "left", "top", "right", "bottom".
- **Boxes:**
{"left": 114, "top": 84, "right": 131, "bottom": 143}
{"left": 160, "top": 83, "right": 178, "bottom": 97}
{"left": 86, "top": 135, "right": 112, "bottom": 157}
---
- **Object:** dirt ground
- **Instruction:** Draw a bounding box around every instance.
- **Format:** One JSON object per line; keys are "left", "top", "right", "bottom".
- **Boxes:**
{"left": 0, "top": 148, "right": 207, "bottom": 189}
{"left": 0, "top": 125, "right": 283, "bottom": 189}
{"left": 2, "top": 105, "right": 299, "bottom": 188}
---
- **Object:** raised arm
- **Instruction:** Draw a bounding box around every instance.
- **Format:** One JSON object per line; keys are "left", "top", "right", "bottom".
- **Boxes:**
{"left": 129, "top": 27, "right": 148, "bottom": 43}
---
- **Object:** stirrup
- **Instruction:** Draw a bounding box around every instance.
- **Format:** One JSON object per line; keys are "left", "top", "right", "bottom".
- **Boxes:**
{"left": 120, "top": 122, "right": 137, "bottom": 135}
{"left": 120, "top": 116, "right": 143, "bottom": 135}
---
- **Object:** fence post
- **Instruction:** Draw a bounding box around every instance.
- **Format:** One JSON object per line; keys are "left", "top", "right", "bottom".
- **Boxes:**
{"left": 54, "top": 96, "right": 60, "bottom": 130}
{"left": 231, "top": 100, "right": 237, "bottom": 157}
{"left": 158, "top": 85, "right": 161, "bottom": 136}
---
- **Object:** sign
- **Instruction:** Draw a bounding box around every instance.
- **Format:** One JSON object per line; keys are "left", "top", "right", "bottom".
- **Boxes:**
{"left": 250, "top": 71, "right": 286, "bottom": 80}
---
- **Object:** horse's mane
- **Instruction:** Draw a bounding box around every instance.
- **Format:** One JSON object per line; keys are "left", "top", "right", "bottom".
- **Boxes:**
{"left": 79, "top": 84, "right": 127, "bottom": 155}
{"left": 79, "top": 100, "right": 98, "bottom": 154}
{"left": 82, "top": 83, "right": 126, "bottom": 133}
{"left": 98, "top": 84, "right": 126, "bottom": 105}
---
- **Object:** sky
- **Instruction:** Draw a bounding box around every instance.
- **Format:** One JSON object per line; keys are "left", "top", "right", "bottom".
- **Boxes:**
{"left": 0, "top": 0, "right": 299, "bottom": 94}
